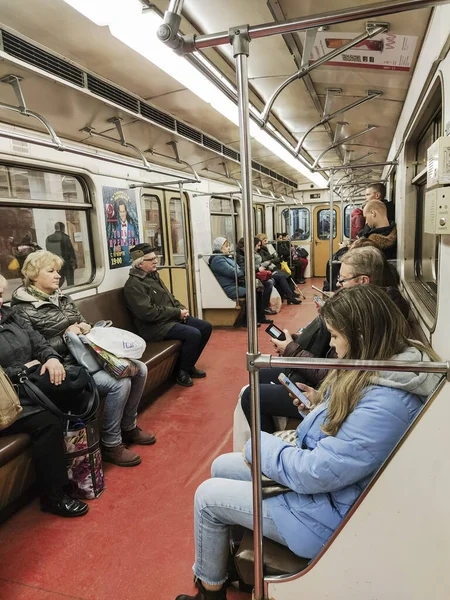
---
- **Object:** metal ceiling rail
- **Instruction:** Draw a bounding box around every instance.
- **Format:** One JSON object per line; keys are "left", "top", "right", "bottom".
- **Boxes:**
{"left": 0, "top": 74, "right": 64, "bottom": 150}
{"left": 260, "top": 25, "right": 386, "bottom": 126}
{"left": 294, "top": 91, "right": 382, "bottom": 156}
{"left": 81, "top": 117, "right": 151, "bottom": 171}
{"left": 0, "top": 127, "right": 198, "bottom": 181}
{"left": 314, "top": 161, "right": 397, "bottom": 172}
{"left": 145, "top": 141, "right": 200, "bottom": 183}
{"left": 312, "top": 125, "right": 378, "bottom": 169}
{"left": 158, "top": 0, "right": 450, "bottom": 53}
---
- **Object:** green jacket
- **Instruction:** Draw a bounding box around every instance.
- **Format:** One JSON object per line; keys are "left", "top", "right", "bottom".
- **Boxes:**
{"left": 124, "top": 267, "right": 185, "bottom": 341}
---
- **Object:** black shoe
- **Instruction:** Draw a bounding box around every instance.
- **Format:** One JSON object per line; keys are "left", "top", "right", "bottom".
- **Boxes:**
{"left": 264, "top": 307, "right": 277, "bottom": 315}
{"left": 189, "top": 367, "right": 206, "bottom": 378}
{"left": 258, "top": 318, "right": 274, "bottom": 324}
{"left": 287, "top": 297, "right": 302, "bottom": 305}
{"left": 176, "top": 580, "right": 227, "bottom": 600}
{"left": 176, "top": 370, "right": 194, "bottom": 387}
{"left": 298, "top": 279, "right": 306, "bottom": 284}
{"left": 41, "top": 494, "right": 89, "bottom": 518}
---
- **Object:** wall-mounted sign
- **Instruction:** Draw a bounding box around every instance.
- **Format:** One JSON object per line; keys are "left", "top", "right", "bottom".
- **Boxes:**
{"left": 309, "top": 32, "right": 418, "bottom": 71}
{"left": 103, "top": 187, "right": 140, "bottom": 269}
{"left": 310, "top": 193, "right": 321, "bottom": 199}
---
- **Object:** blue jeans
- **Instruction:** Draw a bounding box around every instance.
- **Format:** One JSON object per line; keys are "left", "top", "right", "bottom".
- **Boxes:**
{"left": 193, "top": 452, "right": 287, "bottom": 586}
{"left": 93, "top": 360, "right": 147, "bottom": 447}
{"left": 165, "top": 316, "right": 212, "bottom": 371}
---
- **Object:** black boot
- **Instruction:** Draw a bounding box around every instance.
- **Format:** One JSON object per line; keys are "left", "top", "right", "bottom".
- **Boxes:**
{"left": 176, "top": 580, "right": 227, "bottom": 600}
{"left": 176, "top": 370, "right": 194, "bottom": 387}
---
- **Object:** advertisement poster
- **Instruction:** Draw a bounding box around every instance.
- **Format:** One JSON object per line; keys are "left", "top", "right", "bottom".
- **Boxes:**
{"left": 103, "top": 187, "right": 140, "bottom": 269}
{"left": 309, "top": 32, "right": 418, "bottom": 71}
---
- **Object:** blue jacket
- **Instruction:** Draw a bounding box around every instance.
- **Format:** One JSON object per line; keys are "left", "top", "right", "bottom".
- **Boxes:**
{"left": 209, "top": 253, "right": 245, "bottom": 300}
{"left": 245, "top": 347, "right": 440, "bottom": 559}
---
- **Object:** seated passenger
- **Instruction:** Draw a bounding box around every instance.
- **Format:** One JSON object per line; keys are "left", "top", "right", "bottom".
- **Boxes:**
{"left": 360, "top": 200, "right": 397, "bottom": 259}
{"left": 241, "top": 245, "right": 409, "bottom": 433}
{"left": 210, "top": 237, "right": 272, "bottom": 325}
{"left": 236, "top": 237, "right": 276, "bottom": 316}
{"left": 176, "top": 284, "right": 439, "bottom": 600}
{"left": 351, "top": 206, "right": 365, "bottom": 239}
{"left": 0, "top": 274, "right": 88, "bottom": 518}
{"left": 209, "top": 237, "right": 245, "bottom": 300}
{"left": 11, "top": 250, "right": 155, "bottom": 468}
{"left": 275, "top": 232, "right": 290, "bottom": 261}
{"left": 256, "top": 233, "right": 301, "bottom": 305}
{"left": 124, "top": 244, "right": 212, "bottom": 388}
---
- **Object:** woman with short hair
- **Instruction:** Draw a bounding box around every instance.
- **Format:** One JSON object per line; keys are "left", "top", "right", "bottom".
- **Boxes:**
{"left": 0, "top": 274, "right": 88, "bottom": 518}
{"left": 175, "top": 285, "right": 440, "bottom": 600}
{"left": 11, "top": 250, "right": 155, "bottom": 468}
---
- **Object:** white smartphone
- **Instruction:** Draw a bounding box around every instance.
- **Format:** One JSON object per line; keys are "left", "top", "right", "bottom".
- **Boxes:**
{"left": 278, "top": 373, "right": 311, "bottom": 408}
{"left": 311, "top": 285, "right": 332, "bottom": 297}
{"left": 313, "top": 295, "right": 325, "bottom": 308}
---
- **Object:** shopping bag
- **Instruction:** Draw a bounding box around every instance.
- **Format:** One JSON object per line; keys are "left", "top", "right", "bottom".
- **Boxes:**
{"left": 86, "top": 327, "right": 146, "bottom": 359}
{"left": 269, "top": 287, "right": 282, "bottom": 313}
{"left": 280, "top": 261, "right": 292, "bottom": 275}
{"left": 64, "top": 418, "right": 105, "bottom": 499}
{"left": 80, "top": 335, "right": 140, "bottom": 379}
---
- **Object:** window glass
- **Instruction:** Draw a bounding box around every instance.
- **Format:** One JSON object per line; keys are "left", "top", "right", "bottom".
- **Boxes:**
{"left": 210, "top": 197, "right": 232, "bottom": 213}
{"left": 282, "top": 207, "right": 310, "bottom": 240}
{"left": 0, "top": 166, "right": 85, "bottom": 203}
{"left": 344, "top": 205, "right": 352, "bottom": 238}
{"left": 169, "top": 198, "right": 185, "bottom": 265}
{"left": 0, "top": 206, "right": 93, "bottom": 300}
{"left": 317, "top": 209, "right": 337, "bottom": 240}
{"left": 256, "top": 206, "right": 264, "bottom": 235}
{"left": 141, "top": 195, "right": 164, "bottom": 263}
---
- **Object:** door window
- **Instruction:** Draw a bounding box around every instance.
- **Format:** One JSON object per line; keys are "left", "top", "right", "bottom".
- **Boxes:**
{"left": 317, "top": 209, "right": 337, "bottom": 240}
{"left": 169, "top": 198, "right": 186, "bottom": 265}
{"left": 141, "top": 195, "right": 164, "bottom": 263}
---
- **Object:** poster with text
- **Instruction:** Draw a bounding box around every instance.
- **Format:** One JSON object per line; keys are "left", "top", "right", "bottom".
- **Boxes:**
{"left": 309, "top": 32, "right": 418, "bottom": 71}
{"left": 103, "top": 187, "right": 140, "bottom": 269}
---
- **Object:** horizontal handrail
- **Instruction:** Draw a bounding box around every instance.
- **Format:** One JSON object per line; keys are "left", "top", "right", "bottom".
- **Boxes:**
{"left": 252, "top": 354, "right": 449, "bottom": 376}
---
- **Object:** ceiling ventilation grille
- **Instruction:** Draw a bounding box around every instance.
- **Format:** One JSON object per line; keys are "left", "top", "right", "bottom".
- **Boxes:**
{"left": 140, "top": 102, "right": 176, "bottom": 131}
{"left": 0, "top": 29, "right": 298, "bottom": 190}
{"left": 87, "top": 74, "right": 139, "bottom": 113}
{"left": 1, "top": 30, "right": 84, "bottom": 87}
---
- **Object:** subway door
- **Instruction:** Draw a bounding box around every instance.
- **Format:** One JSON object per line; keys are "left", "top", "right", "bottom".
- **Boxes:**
{"left": 313, "top": 205, "right": 341, "bottom": 277}
{"left": 163, "top": 192, "right": 195, "bottom": 312}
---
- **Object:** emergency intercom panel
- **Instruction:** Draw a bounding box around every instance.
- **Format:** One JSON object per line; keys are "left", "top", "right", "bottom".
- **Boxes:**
{"left": 424, "top": 188, "right": 450, "bottom": 234}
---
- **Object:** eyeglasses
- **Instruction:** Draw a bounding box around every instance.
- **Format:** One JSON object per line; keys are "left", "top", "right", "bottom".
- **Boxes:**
{"left": 336, "top": 273, "right": 368, "bottom": 284}
{"left": 143, "top": 257, "right": 158, "bottom": 263}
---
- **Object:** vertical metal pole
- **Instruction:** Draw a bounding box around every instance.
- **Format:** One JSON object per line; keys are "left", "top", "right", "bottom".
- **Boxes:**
{"left": 178, "top": 182, "right": 192, "bottom": 313}
{"left": 329, "top": 171, "right": 335, "bottom": 290}
{"left": 232, "top": 27, "right": 265, "bottom": 600}
{"left": 340, "top": 191, "right": 345, "bottom": 243}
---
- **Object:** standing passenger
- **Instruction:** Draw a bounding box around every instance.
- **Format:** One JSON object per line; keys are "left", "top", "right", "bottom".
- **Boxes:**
{"left": 124, "top": 244, "right": 212, "bottom": 388}
{"left": 46, "top": 222, "right": 77, "bottom": 287}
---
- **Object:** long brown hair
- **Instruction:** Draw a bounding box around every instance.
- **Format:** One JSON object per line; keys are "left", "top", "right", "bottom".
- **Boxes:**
{"left": 318, "top": 285, "right": 438, "bottom": 436}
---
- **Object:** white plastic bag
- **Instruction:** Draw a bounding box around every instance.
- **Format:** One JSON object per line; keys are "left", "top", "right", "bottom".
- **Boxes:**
{"left": 86, "top": 327, "right": 146, "bottom": 359}
{"left": 269, "top": 287, "right": 282, "bottom": 313}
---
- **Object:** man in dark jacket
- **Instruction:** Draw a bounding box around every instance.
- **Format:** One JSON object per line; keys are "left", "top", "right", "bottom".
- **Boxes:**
{"left": 45, "top": 222, "right": 77, "bottom": 286}
{"left": 124, "top": 244, "right": 212, "bottom": 387}
{"left": 361, "top": 200, "right": 397, "bottom": 259}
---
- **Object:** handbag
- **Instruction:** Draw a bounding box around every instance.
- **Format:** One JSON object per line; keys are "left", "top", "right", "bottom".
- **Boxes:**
{"left": 20, "top": 367, "right": 104, "bottom": 499}
{"left": 280, "top": 261, "right": 292, "bottom": 275}
{"left": 0, "top": 367, "right": 23, "bottom": 430}
{"left": 261, "top": 430, "right": 297, "bottom": 499}
{"left": 297, "top": 248, "right": 309, "bottom": 259}
{"left": 86, "top": 327, "right": 146, "bottom": 359}
{"left": 256, "top": 269, "right": 272, "bottom": 282}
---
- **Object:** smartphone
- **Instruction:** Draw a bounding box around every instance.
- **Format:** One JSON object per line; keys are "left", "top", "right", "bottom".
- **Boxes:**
{"left": 278, "top": 373, "right": 311, "bottom": 408}
{"left": 313, "top": 295, "right": 325, "bottom": 308}
{"left": 311, "top": 285, "right": 332, "bottom": 297}
{"left": 265, "top": 324, "right": 286, "bottom": 341}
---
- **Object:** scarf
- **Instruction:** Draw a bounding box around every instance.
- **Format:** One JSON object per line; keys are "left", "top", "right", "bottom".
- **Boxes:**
{"left": 27, "top": 285, "right": 62, "bottom": 306}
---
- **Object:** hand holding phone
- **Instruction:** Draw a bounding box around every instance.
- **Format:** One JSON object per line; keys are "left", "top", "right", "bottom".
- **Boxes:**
{"left": 313, "top": 295, "right": 325, "bottom": 309}
{"left": 278, "top": 373, "right": 311, "bottom": 408}
{"left": 265, "top": 323, "right": 286, "bottom": 341}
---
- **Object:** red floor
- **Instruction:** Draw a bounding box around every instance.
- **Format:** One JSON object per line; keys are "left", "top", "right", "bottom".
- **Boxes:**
{"left": 0, "top": 281, "right": 322, "bottom": 600}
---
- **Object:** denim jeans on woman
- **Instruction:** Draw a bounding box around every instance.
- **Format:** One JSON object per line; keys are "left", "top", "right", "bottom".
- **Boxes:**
{"left": 93, "top": 360, "right": 147, "bottom": 447}
{"left": 192, "top": 452, "right": 287, "bottom": 586}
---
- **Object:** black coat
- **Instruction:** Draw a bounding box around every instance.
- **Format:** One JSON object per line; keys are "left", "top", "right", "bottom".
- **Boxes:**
{"left": 124, "top": 267, "right": 184, "bottom": 341}
{"left": 0, "top": 306, "right": 61, "bottom": 417}
{"left": 11, "top": 286, "right": 85, "bottom": 360}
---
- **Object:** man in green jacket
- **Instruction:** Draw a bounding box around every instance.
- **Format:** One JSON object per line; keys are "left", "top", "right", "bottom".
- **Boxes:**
{"left": 124, "top": 244, "right": 212, "bottom": 387}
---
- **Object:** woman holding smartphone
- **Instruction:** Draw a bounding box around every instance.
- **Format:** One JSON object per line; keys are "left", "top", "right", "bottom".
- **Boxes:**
{"left": 175, "top": 285, "right": 440, "bottom": 600}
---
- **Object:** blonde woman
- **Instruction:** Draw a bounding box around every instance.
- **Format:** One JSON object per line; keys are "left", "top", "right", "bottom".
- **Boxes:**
{"left": 175, "top": 285, "right": 440, "bottom": 600}
{"left": 0, "top": 274, "right": 88, "bottom": 518}
{"left": 11, "top": 250, "right": 156, "bottom": 468}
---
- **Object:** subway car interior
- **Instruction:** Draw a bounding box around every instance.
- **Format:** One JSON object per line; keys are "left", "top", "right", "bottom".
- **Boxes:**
{"left": 0, "top": 1, "right": 449, "bottom": 599}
